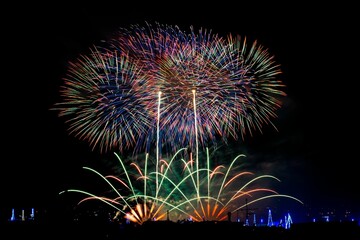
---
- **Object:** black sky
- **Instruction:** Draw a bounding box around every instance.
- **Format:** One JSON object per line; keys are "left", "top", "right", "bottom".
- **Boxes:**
{"left": 3, "top": 3, "right": 358, "bottom": 221}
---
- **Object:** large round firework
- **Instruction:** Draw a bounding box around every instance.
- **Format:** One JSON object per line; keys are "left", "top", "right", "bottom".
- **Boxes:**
{"left": 54, "top": 47, "right": 154, "bottom": 153}
{"left": 54, "top": 22, "right": 285, "bottom": 154}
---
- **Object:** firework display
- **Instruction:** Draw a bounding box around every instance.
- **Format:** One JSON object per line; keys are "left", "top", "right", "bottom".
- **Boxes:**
{"left": 56, "top": 22, "right": 302, "bottom": 225}
{"left": 54, "top": 22, "right": 285, "bottom": 155}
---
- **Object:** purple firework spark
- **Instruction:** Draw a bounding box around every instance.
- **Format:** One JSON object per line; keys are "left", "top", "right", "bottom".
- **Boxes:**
{"left": 53, "top": 22, "right": 285, "bottom": 155}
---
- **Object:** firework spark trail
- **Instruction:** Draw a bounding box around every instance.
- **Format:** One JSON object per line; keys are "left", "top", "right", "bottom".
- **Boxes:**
{"left": 54, "top": 22, "right": 285, "bottom": 155}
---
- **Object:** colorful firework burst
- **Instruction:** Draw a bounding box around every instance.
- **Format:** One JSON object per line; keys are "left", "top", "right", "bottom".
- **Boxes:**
{"left": 53, "top": 22, "right": 286, "bottom": 155}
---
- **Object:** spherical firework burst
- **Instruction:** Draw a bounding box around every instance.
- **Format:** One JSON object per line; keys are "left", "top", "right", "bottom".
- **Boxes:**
{"left": 53, "top": 47, "right": 154, "bottom": 153}
{"left": 54, "top": 22, "right": 285, "bottom": 154}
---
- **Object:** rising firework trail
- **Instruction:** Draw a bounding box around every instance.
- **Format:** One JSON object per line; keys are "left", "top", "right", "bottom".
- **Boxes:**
{"left": 58, "top": 86, "right": 302, "bottom": 224}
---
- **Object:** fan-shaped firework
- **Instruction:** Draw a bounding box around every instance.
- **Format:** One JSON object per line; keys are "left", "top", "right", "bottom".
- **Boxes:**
{"left": 54, "top": 22, "right": 285, "bottom": 155}
{"left": 59, "top": 148, "right": 303, "bottom": 224}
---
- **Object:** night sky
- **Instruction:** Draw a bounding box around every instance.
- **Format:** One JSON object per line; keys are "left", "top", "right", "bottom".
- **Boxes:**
{"left": 3, "top": 3, "right": 358, "bottom": 223}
